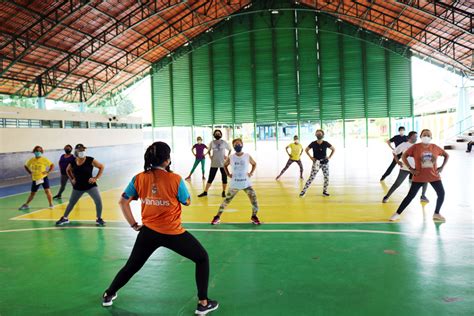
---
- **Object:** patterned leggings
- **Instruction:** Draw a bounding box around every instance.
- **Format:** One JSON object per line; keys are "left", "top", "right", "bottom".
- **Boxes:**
{"left": 301, "top": 161, "right": 329, "bottom": 194}
{"left": 277, "top": 159, "right": 303, "bottom": 178}
{"left": 218, "top": 187, "right": 259, "bottom": 216}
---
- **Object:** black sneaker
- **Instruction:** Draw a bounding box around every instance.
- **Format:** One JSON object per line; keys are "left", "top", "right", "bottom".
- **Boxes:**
{"left": 55, "top": 216, "right": 69, "bottom": 226}
{"left": 323, "top": 192, "right": 330, "bottom": 197}
{"left": 382, "top": 196, "right": 389, "bottom": 203}
{"left": 96, "top": 218, "right": 106, "bottom": 226}
{"left": 380, "top": 176, "right": 386, "bottom": 181}
{"left": 221, "top": 191, "right": 226, "bottom": 198}
{"left": 102, "top": 292, "right": 117, "bottom": 307}
{"left": 195, "top": 299, "right": 219, "bottom": 315}
{"left": 198, "top": 192, "right": 208, "bottom": 197}
{"left": 53, "top": 195, "right": 62, "bottom": 200}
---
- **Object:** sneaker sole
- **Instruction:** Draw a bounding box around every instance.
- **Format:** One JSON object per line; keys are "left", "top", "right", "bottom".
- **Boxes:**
{"left": 195, "top": 304, "right": 219, "bottom": 315}
{"left": 102, "top": 294, "right": 117, "bottom": 307}
{"left": 56, "top": 221, "right": 69, "bottom": 226}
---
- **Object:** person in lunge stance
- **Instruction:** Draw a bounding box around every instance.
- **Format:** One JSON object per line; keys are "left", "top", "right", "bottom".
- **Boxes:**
{"left": 211, "top": 138, "right": 261, "bottom": 225}
{"left": 300, "top": 130, "right": 335, "bottom": 197}
{"left": 276, "top": 135, "right": 304, "bottom": 180}
{"left": 102, "top": 142, "right": 218, "bottom": 314}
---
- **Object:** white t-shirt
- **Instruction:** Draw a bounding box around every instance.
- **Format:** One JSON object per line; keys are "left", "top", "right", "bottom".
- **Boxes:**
{"left": 209, "top": 139, "right": 231, "bottom": 168}
{"left": 393, "top": 142, "right": 416, "bottom": 171}
{"left": 229, "top": 153, "right": 251, "bottom": 190}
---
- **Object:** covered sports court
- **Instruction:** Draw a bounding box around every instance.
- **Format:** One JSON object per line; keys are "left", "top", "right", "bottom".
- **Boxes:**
{"left": 1, "top": 0, "right": 473, "bottom": 315}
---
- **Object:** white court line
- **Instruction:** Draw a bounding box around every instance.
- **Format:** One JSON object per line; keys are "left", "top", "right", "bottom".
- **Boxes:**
{"left": 0, "top": 226, "right": 471, "bottom": 241}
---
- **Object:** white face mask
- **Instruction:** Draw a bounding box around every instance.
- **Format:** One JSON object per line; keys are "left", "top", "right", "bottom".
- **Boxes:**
{"left": 421, "top": 136, "right": 431, "bottom": 144}
{"left": 77, "top": 151, "right": 86, "bottom": 158}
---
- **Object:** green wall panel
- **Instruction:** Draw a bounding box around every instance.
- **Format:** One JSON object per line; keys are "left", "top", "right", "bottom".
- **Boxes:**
{"left": 275, "top": 12, "right": 298, "bottom": 123}
{"left": 172, "top": 55, "right": 192, "bottom": 126}
{"left": 233, "top": 29, "right": 254, "bottom": 124}
{"left": 191, "top": 46, "right": 213, "bottom": 126}
{"left": 366, "top": 42, "right": 388, "bottom": 118}
{"left": 151, "top": 65, "right": 172, "bottom": 127}
{"left": 254, "top": 17, "right": 276, "bottom": 123}
{"left": 151, "top": 9, "right": 413, "bottom": 127}
{"left": 298, "top": 29, "right": 320, "bottom": 122}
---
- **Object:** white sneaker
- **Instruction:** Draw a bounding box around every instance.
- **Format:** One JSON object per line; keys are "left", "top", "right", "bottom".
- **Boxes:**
{"left": 49, "top": 204, "right": 54, "bottom": 209}
{"left": 389, "top": 213, "right": 401, "bottom": 221}
{"left": 433, "top": 214, "right": 446, "bottom": 222}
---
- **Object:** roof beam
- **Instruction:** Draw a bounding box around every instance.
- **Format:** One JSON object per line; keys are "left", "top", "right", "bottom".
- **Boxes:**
{"left": 60, "top": 0, "right": 213, "bottom": 103}
{"left": 5, "top": 0, "right": 156, "bottom": 66}
{"left": 0, "top": 0, "right": 91, "bottom": 77}
{"left": 396, "top": 0, "right": 473, "bottom": 35}
{"left": 310, "top": 0, "right": 472, "bottom": 74}
{"left": 1, "top": 31, "right": 136, "bottom": 80}
{"left": 14, "top": 0, "right": 185, "bottom": 99}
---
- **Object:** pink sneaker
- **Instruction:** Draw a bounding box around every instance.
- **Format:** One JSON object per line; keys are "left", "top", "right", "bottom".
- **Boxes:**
{"left": 211, "top": 216, "right": 220, "bottom": 225}
{"left": 251, "top": 215, "right": 261, "bottom": 225}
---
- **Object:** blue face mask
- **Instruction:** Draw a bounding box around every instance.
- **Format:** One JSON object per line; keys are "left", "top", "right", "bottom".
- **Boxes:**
{"left": 234, "top": 145, "right": 243, "bottom": 152}
{"left": 34, "top": 151, "right": 42, "bottom": 158}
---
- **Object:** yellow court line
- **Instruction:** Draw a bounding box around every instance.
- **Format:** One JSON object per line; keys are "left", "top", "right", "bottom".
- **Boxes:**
{"left": 9, "top": 182, "right": 426, "bottom": 224}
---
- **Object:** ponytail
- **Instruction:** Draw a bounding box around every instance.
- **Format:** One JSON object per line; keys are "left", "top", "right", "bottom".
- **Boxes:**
{"left": 144, "top": 142, "right": 171, "bottom": 172}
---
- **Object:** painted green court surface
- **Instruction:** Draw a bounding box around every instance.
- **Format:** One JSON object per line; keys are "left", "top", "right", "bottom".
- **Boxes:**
{"left": 1, "top": 155, "right": 473, "bottom": 316}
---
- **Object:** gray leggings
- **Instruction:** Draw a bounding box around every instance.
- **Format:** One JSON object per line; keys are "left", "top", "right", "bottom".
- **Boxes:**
{"left": 385, "top": 170, "right": 427, "bottom": 199}
{"left": 64, "top": 186, "right": 103, "bottom": 218}
{"left": 56, "top": 174, "right": 69, "bottom": 196}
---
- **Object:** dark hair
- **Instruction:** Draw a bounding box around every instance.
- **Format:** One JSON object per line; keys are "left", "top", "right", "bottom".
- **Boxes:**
{"left": 213, "top": 129, "right": 222, "bottom": 136}
{"left": 316, "top": 129, "right": 325, "bottom": 135}
{"left": 407, "top": 131, "right": 417, "bottom": 138}
{"left": 398, "top": 126, "right": 405, "bottom": 131}
{"left": 293, "top": 135, "right": 299, "bottom": 139}
{"left": 144, "top": 142, "right": 171, "bottom": 172}
{"left": 32, "top": 145, "right": 43, "bottom": 153}
{"left": 64, "top": 144, "right": 72, "bottom": 149}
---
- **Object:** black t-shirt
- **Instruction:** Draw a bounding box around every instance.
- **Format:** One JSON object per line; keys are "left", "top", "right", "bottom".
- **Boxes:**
{"left": 70, "top": 156, "right": 97, "bottom": 191}
{"left": 390, "top": 135, "right": 408, "bottom": 147}
{"left": 308, "top": 141, "right": 332, "bottom": 160}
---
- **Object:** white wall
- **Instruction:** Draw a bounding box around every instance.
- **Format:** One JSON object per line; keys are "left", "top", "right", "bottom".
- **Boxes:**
{"left": 0, "top": 106, "right": 143, "bottom": 153}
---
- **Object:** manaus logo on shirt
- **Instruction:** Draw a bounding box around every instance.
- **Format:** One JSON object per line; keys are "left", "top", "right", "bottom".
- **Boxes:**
{"left": 142, "top": 198, "right": 171, "bottom": 207}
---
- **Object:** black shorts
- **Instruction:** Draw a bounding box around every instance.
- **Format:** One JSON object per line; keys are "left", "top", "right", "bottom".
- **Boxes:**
{"left": 31, "top": 177, "right": 50, "bottom": 192}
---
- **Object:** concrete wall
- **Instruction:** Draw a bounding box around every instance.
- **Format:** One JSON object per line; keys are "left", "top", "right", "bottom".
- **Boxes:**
{"left": 0, "top": 106, "right": 144, "bottom": 181}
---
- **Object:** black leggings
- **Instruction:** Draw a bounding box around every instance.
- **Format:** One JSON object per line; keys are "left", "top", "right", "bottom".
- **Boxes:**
{"left": 207, "top": 167, "right": 227, "bottom": 184}
{"left": 382, "top": 153, "right": 402, "bottom": 178}
{"left": 396, "top": 180, "right": 445, "bottom": 215}
{"left": 106, "top": 226, "right": 209, "bottom": 300}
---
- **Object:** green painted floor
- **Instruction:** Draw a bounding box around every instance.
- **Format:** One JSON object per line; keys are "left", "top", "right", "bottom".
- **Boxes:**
{"left": 1, "top": 154, "right": 473, "bottom": 316}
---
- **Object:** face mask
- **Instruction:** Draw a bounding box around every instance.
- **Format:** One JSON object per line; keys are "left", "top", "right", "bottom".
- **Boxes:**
{"left": 65, "top": 149, "right": 72, "bottom": 154}
{"left": 34, "top": 151, "right": 42, "bottom": 158}
{"left": 77, "top": 151, "right": 86, "bottom": 158}
{"left": 316, "top": 134, "right": 323, "bottom": 140}
{"left": 421, "top": 136, "right": 431, "bottom": 144}
{"left": 214, "top": 134, "right": 221, "bottom": 140}
{"left": 234, "top": 145, "right": 243, "bottom": 152}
